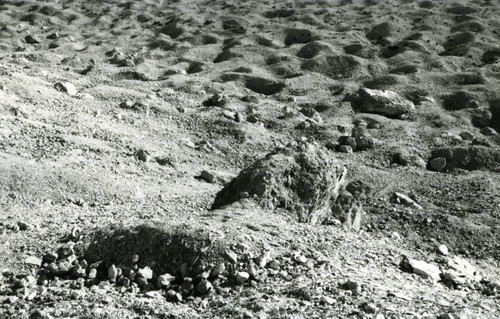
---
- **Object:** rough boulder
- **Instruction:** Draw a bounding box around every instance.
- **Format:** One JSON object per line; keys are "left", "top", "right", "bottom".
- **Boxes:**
{"left": 211, "top": 141, "right": 347, "bottom": 225}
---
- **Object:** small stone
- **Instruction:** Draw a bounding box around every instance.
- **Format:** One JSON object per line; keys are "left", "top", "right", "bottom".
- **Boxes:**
{"left": 54, "top": 82, "right": 77, "bottom": 96}
{"left": 157, "top": 273, "right": 175, "bottom": 288}
{"left": 57, "top": 242, "right": 75, "bottom": 258}
{"left": 137, "top": 266, "right": 153, "bottom": 280}
{"left": 438, "top": 245, "right": 449, "bottom": 256}
{"left": 236, "top": 271, "right": 250, "bottom": 284}
{"left": 108, "top": 264, "right": 118, "bottom": 282}
{"left": 392, "top": 192, "right": 423, "bottom": 210}
{"left": 196, "top": 279, "right": 212, "bottom": 294}
{"left": 321, "top": 295, "right": 336, "bottom": 305}
{"left": 338, "top": 145, "right": 353, "bottom": 154}
{"left": 47, "top": 32, "right": 59, "bottom": 39}
{"left": 120, "top": 100, "right": 135, "bottom": 109}
{"left": 167, "top": 289, "right": 182, "bottom": 302}
{"left": 429, "top": 157, "right": 447, "bottom": 172}
{"left": 17, "top": 221, "right": 30, "bottom": 231}
{"left": 25, "top": 256, "right": 42, "bottom": 267}
{"left": 25, "top": 35, "right": 41, "bottom": 44}
{"left": 438, "top": 314, "right": 456, "bottom": 319}
{"left": 407, "top": 258, "right": 441, "bottom": 281}
{"left": 88, "top": 268, "right": 97, "bottom": 279}
{"left": 135, "top": 149, "right": 150, "bottom": 162}
{"left": 200, "top": 170, "right": 215, "bottom": 183}
{"left": 179, "top": 278, "right": 194, "bottom": 296}
{"left": 226, "top": 250, "right": 238, "bottom": 264}
{"left": 459, "top": 132, "right": 474, "bottom": 141}
{"left": 211, "top": 263, "right": 226, "bottom": 277}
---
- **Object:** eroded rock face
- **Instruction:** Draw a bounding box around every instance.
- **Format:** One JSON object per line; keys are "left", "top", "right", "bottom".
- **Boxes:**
{"left": 211, "top": 141, "right": 346, "bottom": 224}
{"left": 350, "top": 88, "right": 415, "bottom": 117}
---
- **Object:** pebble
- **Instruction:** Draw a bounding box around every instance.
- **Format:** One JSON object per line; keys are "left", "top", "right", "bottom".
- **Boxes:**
{"left": 157, "top": 273, "right": 175, "bottom": 288}
{"left": 108, "top": 265, "right": 118, "bottom": 282}
{"left": 54, "top": 82, "right": 77, "bottom": 96}
{"left": 200, "top": 170, "right": 215, "bottom": 183}
{"left": 338, "top": 145, "right": 353, "bottom": 154}
{"left": 211, "top": 263, "right": 226, "bottom": 277}
{"left": 25, "top": 35, "right": 41, "bottom": 44}
{"left": 321, "top": 295, "right": 336, "bottom": 305}
{"left": 225, "top": 250, "right": 238, "bottom": 264}
{"left": 438, "top": 245, "right": 449, "bottom": 256}
{"left": 25, "top": 256, "right": 42, "bottom": 267}
{"left": 137, "top": 266, "right": 153, "bottom": 280}
{"left": 236, "top": 271, "right": 250, "bottom": 284}
{"left": 195, "top": 279, "right": 212, "bottom": 294}
{"left": 429, "top": 157, "right": 447, "bottom": 172}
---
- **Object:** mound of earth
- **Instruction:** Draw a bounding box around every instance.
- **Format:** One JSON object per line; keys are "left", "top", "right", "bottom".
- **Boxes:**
{"left": 211, "top": 141, "right": 346, "bottom": 225}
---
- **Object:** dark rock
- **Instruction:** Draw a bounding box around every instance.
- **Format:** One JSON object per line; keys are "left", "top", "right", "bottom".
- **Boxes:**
{"left": 285, "top": 28, "right": 315, "bottom": 45}
{"left": 442, "top": 91, "right": 480, "bottom": 111}
{"left": 429, "top": 146, "right": 500, "bottom": 171}
{"left": 25, "top": 35, "right": 41, "bottom": 44}
{"left": 366, "top": 22, "right": 394, "bottom": 42}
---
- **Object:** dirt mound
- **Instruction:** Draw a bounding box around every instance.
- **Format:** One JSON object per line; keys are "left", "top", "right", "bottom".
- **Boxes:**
{"left": 301, "top": 54, "right": 367, "bottom": 79}
{"left": 82, "top": 223, "right": 225, "bottom": 276}
{"left": 211, "top": 141, "right": 346, "bottom": 224}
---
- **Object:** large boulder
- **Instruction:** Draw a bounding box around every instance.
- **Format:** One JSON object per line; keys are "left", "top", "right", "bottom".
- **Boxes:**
{"left": 211, "top": 141, "right": 347, "bottom": 224}
{"left": 350, "top": 88, "right": 415, "bottom": 117}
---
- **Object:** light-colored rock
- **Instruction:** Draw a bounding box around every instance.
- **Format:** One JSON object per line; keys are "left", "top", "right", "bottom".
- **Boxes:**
{"left": 352, "top": 88, "right": 415, "bottom": 116}
{"left": 138, "top": 266, "right": 153, "bottom": 280}
{"left": 25, "top": 256, "right": 42, "bottom": 267}
{"left": 54, "top": 82, "right": 77, "bottom": 96}
{"left": 157, "top": 273, "right": 175, "bottom": 288}
{"left": 438, "top": 245, "right": 449, "bottom": 256}
{"left": 211, "top": 263, "right": 226, "bottom": 277}
{"left": 393, "top": 192, "right": 423, "bottom": 210}
{"left": 409, "top": 259, "right": 441, "bottom": 281}
{"left": 108, "top": 264, "right": 118, "bottom": 282}
{"left": 236, "top": 271, "right": 250, "bottom": 284}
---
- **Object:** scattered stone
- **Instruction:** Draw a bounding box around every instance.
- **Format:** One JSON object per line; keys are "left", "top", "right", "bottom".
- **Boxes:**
{"left": 338, "top": 145, "right": 353, "bottom": 154}
{"left": 138, "top": 266, "right": 153, "bottom": 280}
{"left": 392, "top": 192, "right": 423, "bottom": 210}
{"left": 203, "top": 93, "right": 227, "bottom": 107}
{"left": 199, "top": 170, "right": 215, "bottom": 183}
{"left": 429, "top": 157, "right": 447, "bottom": 172}
{"left": 196, "top": 279, "right": 212, "bottom": 294}
{"left": 400, "top": 256, "right": 441, "bottom": 281}
{"left": 438, "top": 245, "right": 449, "bottom": 256}
{"left": 25, "top": 256, "right": 42, "bottom": 267}
{"left": 211, "top": 263, "right": 226, "bottom": 277}
{"left": 429, "top": 146, "right": 500, "bottom": 171}
{"left": 236, "top": 271, "right": 250, "bottom": 284}
{"left": 351, "top": 88, "right": 415, "bottom": 117}
{"left": 157, "top": 273, "right": 175, "bottom": 288}
{"left": 25, "top": 35, "right": 41, "bottom": 44}
{"left": 47, "top": 32, "right": 59, "bottom": 40}
{"left": 340, "top": 280, "right": 360, "bottom": 294}
{"left": 54, "top": 82, "right": 77, "bottom": 96}
{"left": 135, "top": 149, "right": 151, "bottom": 162}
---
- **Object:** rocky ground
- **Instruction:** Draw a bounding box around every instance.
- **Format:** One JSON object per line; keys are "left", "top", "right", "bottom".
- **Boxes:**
{"left": 0, "top": 0, "right": 500, "bottom": 318}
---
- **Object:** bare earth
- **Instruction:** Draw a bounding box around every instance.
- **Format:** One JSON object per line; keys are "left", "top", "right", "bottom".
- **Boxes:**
{"left": 1, "top": 0, "right": 500, "bottom": 318}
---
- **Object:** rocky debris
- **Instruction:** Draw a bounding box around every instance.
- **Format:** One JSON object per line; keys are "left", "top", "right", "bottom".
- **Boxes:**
{"left": 135, "top": 149, "right": 151, "bottom": 162}
{"left": 400, "top": 257, "right": 441, "bottom": 281}
{"left": 438, "top": 245, "right": 449, "bottom": 256}
{"left": 481, "top": 127, "right": 497, "bottom": 136}
{"left": 391, "top": 192, "right": 423, "bottom": 210}
{"left": 428, "top": 157, "right": 447, "bottom": 172}
{"left": 212, "top": 141, "right": 347, "bottom": 224}
{"left": 203, "top": 93, "right": 228, "bottom": 107}
{"left": 429, "top": 146, "right": 500, "bottom": 171}
{"left": 443, "top": 256, "right": 480, "bottom": 288}
{"left": 393, "top": 150, "right": 426, "bottom": 168}
{"left": 25, "top": 34, "right": 41, "bottom": 44}
{"left": 54, "top": 82, "right": 77, "bottom": 96}
{"left": 350, "top": 88, "right": 415, "bottom": 117}
{"left": 337, "top": 122, "right": 374, "bottom": 152}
